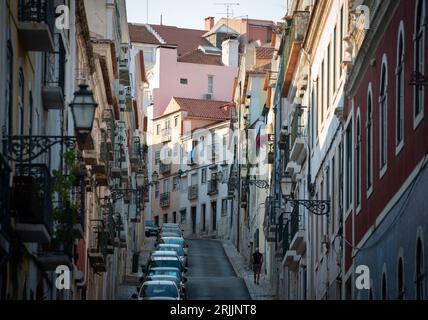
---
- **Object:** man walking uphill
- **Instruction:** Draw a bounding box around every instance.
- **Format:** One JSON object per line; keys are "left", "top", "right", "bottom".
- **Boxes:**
{"left": 252, "top": 248, "right": 263, "bottom": 285}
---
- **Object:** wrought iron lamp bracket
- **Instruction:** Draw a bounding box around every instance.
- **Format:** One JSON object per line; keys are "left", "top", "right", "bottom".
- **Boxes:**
{"left": 283, "top": 195, "right": 330, "bottom": 216}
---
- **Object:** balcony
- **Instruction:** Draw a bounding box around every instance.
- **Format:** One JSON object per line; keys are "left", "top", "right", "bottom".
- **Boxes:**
{"left": 160, "top": 192, "right": 170, "bottom": 208}
{"left": 17, "top": 0, "right": 55, "bottom": 52}
{"left": 42, "top": 34, "right": 65, "bottom": 109}
{"left": 159, "top": 162, "right": 171, "bottom": 175}
{"left": 38, "top": 245, "right": 72, "bottom": 271}
{"left": 289, "top": 206, "right": 305, "bottom": 255}
{"left": 12, "top": 164, "right": 53, "bottom": 243}
{"left": 0, "top": 156, "right": 11, "bottom": 222}
{"left": 207, "top": 180, "right": 218, "bottom": 196}
{"left": 161, "top": 128, "right": 172, "bottom": 143}
{"left": 281, "top": 11, "right": 310, "bottom": 96}
{"left": 289, "top": 106, "right": 307, "bottom": 165}
{"left": 88, "top": 220, "right": 108, "bottom": 273}
{"left": 118, "top": 43, "right": 130, "bottom": 85}
{"left": 188, "top": 185, "right": 198, "bottom": 201}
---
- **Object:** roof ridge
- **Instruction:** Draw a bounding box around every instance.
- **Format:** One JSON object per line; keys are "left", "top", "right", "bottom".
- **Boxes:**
{"left": 149, "top": 24, "right": 206, "bottom": 33}
{"left": 145, "top": 24, "right": 165, "bottom": 44}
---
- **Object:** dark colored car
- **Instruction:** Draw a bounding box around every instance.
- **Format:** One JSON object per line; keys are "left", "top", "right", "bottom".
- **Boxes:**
{"left": 145, "top": 220, "right": 159, "bottom": 237}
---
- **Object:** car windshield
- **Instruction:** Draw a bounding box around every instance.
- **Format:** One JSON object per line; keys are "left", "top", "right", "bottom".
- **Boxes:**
{"left": 149, "top": 260, "right": 182, "bottom": 270}
{"left": 145, "top": 221, "right": 155, "bottom": 227}
{"left": 159, "top": 246, "right": 184, "bottom": 256}
{"left": 140, "top": 284, "right": 178, "bottom": 298}
{"left": 152, "top": 252, "right": 176, "bottom": 257}
{"left": 160, "top": 238, "right": 184, "bottom": 246}
{"left": 148, "top": 269, "right": 181, "bottom": 279}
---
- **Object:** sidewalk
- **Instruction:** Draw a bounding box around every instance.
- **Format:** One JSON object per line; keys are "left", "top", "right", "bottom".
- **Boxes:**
{"left": 115, "top": 237, "right": 156, "bottom": 300}
{"left": 222, "top": 240, "right": 276, "bottom": 300}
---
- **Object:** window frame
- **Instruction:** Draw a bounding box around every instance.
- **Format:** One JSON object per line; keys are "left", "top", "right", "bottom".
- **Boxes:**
{"left": 414, "top": 0, "right": 426, "bottom": 128}
{"left": 396, "top": 22, "right": 405, "bottom": 154}
{"left": 379, "top": 56, "right": 388, "bottom": 178}
{"left": 366, "top": 83, "right": 374, "bottom": 197}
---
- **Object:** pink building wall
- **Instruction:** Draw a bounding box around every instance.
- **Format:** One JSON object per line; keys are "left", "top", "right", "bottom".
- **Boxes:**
{"left": 153, "top": 47, "right": 238, "bottom": 117}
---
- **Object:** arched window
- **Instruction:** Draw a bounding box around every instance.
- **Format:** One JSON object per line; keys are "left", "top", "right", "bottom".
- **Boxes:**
{"left": 381, "top": 272, "right": 387, "bottom": 300}
{"left": 356, "top": 114, "right": 361, "bottom": 207}
{"left": 367, "top": 85, "right": 373, "bottom": 191}
{"left": 398, "top": 257, "right": 404, "bottom": 299}
{"left": 396, "top": 24, "right": 405, "bottom": 150}
{"left": 416, "top": 239, "right": 425, "bottom": 300}
{"left": 414, "top": 0, "right": 426, "bottom": 124}
{"left": 379, "top": 58, "right": 388, "bottom": 172}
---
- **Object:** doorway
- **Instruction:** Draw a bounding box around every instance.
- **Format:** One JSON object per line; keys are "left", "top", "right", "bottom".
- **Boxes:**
{"left": 211, "top": 201, "right": 217, "bottom": 231}
{"left": 202, "top": 204, "right": 206, "bottom": 232}
{"left": 191, "top": 207, "right": 197, "bottom": 234}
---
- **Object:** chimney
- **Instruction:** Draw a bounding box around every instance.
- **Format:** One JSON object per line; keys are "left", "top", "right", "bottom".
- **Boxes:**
{"left": 222, "top": 38, "right": 239, "bottom": 68}
{"left": 205, "top": 17, "right": 215, "bottom": 31}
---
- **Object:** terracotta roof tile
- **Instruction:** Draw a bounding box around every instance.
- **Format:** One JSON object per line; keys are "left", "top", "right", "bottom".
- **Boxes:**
{"left": 129, "top": 24, "right": 160, "bottom": 45}
{"left": 177, "top": 49, "right": 223, "bottom": 66}
{"left": 157, "top": 97, "right": 230, "bottom": 120}
{"left": 149, "top": 24, "right": 213, "bottom": 56}
{"left": 256, "top": 47, "right": 275, "bottom": 59}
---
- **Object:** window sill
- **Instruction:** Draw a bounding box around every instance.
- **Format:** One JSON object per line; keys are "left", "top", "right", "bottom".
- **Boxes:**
{"left": 379, "top": 165, "right": 388, "bottom": 179}
{"left": 367, "top": 186, "right": 373, "bottom": 200}
{"left": 395, "top": 140, "right": 404, "bottom": 156}
{"left": 414, "top": 112, "right": 424, "bottom": 130}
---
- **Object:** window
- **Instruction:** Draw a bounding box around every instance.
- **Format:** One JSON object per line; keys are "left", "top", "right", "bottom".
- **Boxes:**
{"left": 327, "top": 43, "right": 331, "bottom": 110}
{"left": 202, "top": 204, "right": 206, "bottom": 232}
{"left": 340, "top": 6, "right": 344, "bottom": 76}
{"left": 18, "top": 68, "right": 25, "bottom": 136}
{"left": 333, "top": 26, "right": 337, "bottom": 91}
{"left": 180, "top": 209, "right": 187, "bottom": 224}
{"left": 173, "top": 212, "right": 177, "bottom": 224}
{"left": 155, "top": 151, "right": 161, "bottom": 165}
{"left": 3, "top": 41, "right": 13, "bottom": 139}
{"left": 155, "top": 183, "right": 160, "bottom": 199}
{"left": 416, "top": 238, "right": 425, "bottom": 300}
{"left": 173, "top": 176, "right": 180, "bottom": 191}
{"left": 162, "top": 178, "right": 169, "bottom": 193}
{"left": 208, "top": 75, "right": 214, "bottom": 94}
{"left": 379, "top": 58, "right": 388, "bottom": 172}
{"left": 201, "top": 168, "right": 207, "bottom": 184}
{"left": 396, "top": 25, "right": 405, "bottom": 149}
{"left": 346, "top": 123, "right": 353, "bottom": 210}
{"left": 221, "top": 199, "right": 228, "bottom": 216}
{"left": 356, "top": 114, "right": 362, "bottom": 208}
{"left": 174, "top": 117, "right": 179, "bottom": 127}
{"left": 156, "top": 124, "right": 160, "bottom": 135}
{"left": 321, "top": 60, "right": 325, "bottom": 122}
{"left": 143, "top": 47, "right": 155, "bottom": 63}
{"left": 367, "top": 85, "right": 374, "bottom": 191}
{"left": 180, "top": 78, "right": 188, "bottom": 85}
{"left": 381, "top": 272, "right": 387, "bottom": 300}
{"left": 397, "top": 257, "right": 404, "bottom": 299}
{"left": 180, "top": 177, "right": 188, "bottom": 192}
{"left": 317, "top": 77, "right": 321, "bottom": 134}
{"left": 414, "top": 0, "right": 425, "bottom": 125}
{"left": 163, "top": 214, "right": 168, "bottom": 224}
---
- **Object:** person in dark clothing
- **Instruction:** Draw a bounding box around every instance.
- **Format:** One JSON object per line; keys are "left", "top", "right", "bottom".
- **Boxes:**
{"left": 252, "top": 248, "right": 263, "bottom": 285}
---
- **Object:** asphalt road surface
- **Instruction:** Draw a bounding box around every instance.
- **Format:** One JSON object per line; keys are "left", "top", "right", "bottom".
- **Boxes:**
{"left": 186, "top": 240, "right": 251, "bottom": 300}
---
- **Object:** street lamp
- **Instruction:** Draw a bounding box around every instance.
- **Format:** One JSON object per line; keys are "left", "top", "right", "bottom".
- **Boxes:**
{"left": 70, "top": 84, "right": 98, "bottom": 145}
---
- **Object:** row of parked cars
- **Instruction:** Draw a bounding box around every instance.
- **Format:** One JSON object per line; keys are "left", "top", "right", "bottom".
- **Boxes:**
{"left": 132, "top": 223, "right": 189, "bottom": 300}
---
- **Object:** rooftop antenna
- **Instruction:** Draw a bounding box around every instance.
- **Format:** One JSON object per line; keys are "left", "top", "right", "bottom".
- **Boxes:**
{"left": 146, "top": 0, "right": 149, "bottom": 24}
{"left": 215, "top": 2, "right": 240, "bottom": 37}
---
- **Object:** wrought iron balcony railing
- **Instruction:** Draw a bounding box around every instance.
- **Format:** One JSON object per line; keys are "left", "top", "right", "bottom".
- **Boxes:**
{"left": 188, "top": 185, "right": 198, "bottom": 201}
{"left": 207, "top": 179, "right": 218, "bottom": 195}
{"left": 160, "top": 192, "right": 170, "bottom": 208}
{"left": 18, "top": 0, "right": 56, "bottom": 52}
{"left": 0, "top": 155, "right": 11, "bottom": 222}
{"left": 159, "top": 162, "right": 171, "bottom": 175}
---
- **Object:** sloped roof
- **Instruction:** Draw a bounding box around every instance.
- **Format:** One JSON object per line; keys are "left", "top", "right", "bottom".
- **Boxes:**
{"left": 203, "top": 23, "right": 239, "bottom": 37}
{"left": 129, "top": 24, "right": 161, "bottom": 45}
{"left": 177, "top": 49, "right": 223, "bottom": 66}
{"left": 256, "top": 46, "right": 275, "bottom": 59}
{"left": 149, "top": 24, "right": 213, "bottom": 56}
{"left": 156, "top": 97, "right": 230, "bottom": 120}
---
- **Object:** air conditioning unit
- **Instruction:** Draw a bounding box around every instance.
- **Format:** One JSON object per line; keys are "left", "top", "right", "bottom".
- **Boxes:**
{"left": 204, "top": 93, "right": 213, "bottom": 100}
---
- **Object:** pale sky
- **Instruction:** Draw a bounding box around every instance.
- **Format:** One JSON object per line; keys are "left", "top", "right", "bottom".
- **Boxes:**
{"left": 126, "top": 0, "right": 288, "bottom": 30}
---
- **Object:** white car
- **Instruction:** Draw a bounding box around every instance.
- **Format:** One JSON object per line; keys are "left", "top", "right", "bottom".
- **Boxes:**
{"left": 158, "top": 244, "right": 188, "bottom": 267}
{"left": 136, "top": 280, "right": 181, "bottom": 300}
{"left": 158, "top": 236, "right": 189, "bottom": 255}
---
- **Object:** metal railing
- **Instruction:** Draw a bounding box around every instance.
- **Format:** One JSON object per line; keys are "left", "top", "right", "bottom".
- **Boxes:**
{"left": 43, "top": 33, "right": 65, "bottom": 90}
{"left": 290, "top": 105, "right": 304, "bottom": 149}
{"left": 207, "top": 179, "right": 218, "bottom": 195}
{"left": 0, "top": 155, "right": 11, "bottom": 221}
{"left": 188, "top": 185, "right": 198, "bottom": 201}
{"left": 18, "top": 0, "right": 55, "bottom": 31}
{"left": 159, "top": 162, "right": 171, "bottom": 175}
{"left": 160, "top": 192, "right": 170, "bottom": 208}
{"left": 14, "top": 164, "right": 53, "bottom": 234}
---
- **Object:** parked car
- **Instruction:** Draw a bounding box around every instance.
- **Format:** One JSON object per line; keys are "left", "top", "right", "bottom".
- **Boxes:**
{"left": 147, "top": 257, "right": 187, "bottom": 275}
{"left": 157, "top": 230, "right": 183, "bottom": 241}
{"left": 143, "top": 275, "right": 187, "bottom": 299}
{"left": 134, "top": 280, "right": 181, "bottom": 300}
{"left": 158, "top": 236, "right": 189, "bottom": 255}
{"left": 145, "top": 267, "right": 188, "bottom": 299}
{"left": 162, "top": 223, "right": 182, "bottom": 230}
{"left": 145, "top": 220, "right": 159, "bottom": 237}
{"left": 158, "top": 244, "right": 188, "bottom": 267}
{"left": 150, "top": 250, "right": 179, "bottom": 262}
